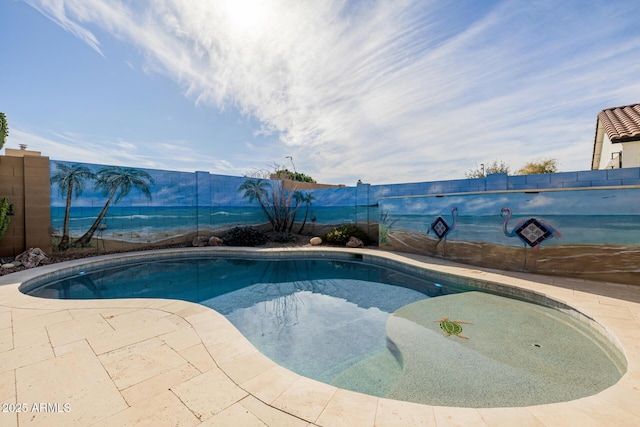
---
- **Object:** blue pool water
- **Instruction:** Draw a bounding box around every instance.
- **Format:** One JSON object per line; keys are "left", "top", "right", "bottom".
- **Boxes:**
{"left": 25, "top": 256, "right": 458, "bottom": 388}
{"left": 24, "top": 254, "right": 625, "bottom": 407}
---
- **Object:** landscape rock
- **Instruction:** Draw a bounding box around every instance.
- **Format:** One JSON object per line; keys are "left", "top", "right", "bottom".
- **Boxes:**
{"left": 345, "top": 236, "right": 364, "bottom": 248}
{"left": 192, "top": 236, "right": 209, "bottom": 247}
{"left": 1, "top": 263, "right": 15, "bottom": 269}
{"left": 208, "top": 236, "right": 224, "bottom": 246}
{"left": 309, "top": 237, "right": 322, "bottom": 246}
{"left": 15, "top": 248, "right": 48, "bottom": 268}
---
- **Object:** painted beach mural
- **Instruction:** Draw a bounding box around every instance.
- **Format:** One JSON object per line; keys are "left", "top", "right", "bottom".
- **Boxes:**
{"left": 379, "top": 188, "right": 640, "bottom": 284}
{"left": 49, "top": 161, "right": 359, "bottom": 252}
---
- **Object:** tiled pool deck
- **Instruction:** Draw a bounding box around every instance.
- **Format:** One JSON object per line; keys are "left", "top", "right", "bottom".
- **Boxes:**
{"left": 1, "top": 247, "right": 639, "bottom": 426}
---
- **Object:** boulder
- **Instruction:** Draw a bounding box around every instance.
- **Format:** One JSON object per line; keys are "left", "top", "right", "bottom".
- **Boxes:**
{"left": 345, "top": 236, "right": 364, "bottom": 248}
{"left": 309, "top": 237, "right": 322, "bottom": 246}
{"left": 192, "top": 236, "right": 209, "bottom": 247}
{"left": 1, "top": 263, "right": 15, "bottom": 269}
{"left": 15, "top": 248, "right": 48, "bottom": 268}
{"left": 208, "top": 236, "right": 224, "bottom": 246}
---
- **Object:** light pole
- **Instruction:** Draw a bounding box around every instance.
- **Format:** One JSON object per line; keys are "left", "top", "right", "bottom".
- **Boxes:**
{"left": 285, "top": 156, "right": 296, "bottom": 173}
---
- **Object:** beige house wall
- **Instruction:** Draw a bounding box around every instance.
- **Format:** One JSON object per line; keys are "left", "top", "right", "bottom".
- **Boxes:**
{"left": 0, "top": 152, "right": 52, "bottom": 257}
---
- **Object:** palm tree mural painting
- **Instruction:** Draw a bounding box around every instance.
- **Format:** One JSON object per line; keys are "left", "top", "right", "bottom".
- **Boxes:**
{"left": 500, "top": 207, "right": 561, "bottom": 269}
{"left": 238, "top": 178, "right": 303, "bottom": 232}
{"left": 428, "top": 206, "right": 458, "bottom": 256}
{"left": 50, "top": 162, "right": 96, "bottom": 251}
{"left": 297, "top": 192, "right": 315, "bottom": 234}
{"left": 239, "top": 178, "right": 278, "bottom": 230}
{"left": 75, "top": 167, "right": 155, "bottom": 246}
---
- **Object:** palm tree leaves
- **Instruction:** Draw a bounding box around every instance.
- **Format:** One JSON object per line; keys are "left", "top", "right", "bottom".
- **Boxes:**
{"left": 239, "top": 178, "right": 315, "bottom": 234}
{"left": 51, "top": 162, "right": 95, "bottom": 197}
{"left": 94, "top": 166, "right": 155, "bottom": 204}
{"left": 50, "top": 162, "right": 96, "bottom": 251}
{"left": 51, "top": 162, "right": 155, "bottom": 249}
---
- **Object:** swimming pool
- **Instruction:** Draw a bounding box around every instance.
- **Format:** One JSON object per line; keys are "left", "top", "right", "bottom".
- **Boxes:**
{"left": 21, "top": 250, "right": 625, "bottom": 407}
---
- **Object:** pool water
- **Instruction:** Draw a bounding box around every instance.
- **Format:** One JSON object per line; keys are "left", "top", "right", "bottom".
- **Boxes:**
{"left": 25, "top": 255, "right": 625, "bottom": 407}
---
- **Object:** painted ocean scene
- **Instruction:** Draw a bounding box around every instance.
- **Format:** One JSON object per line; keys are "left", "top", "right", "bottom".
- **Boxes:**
{"left": 50, "top": 206, "right": 358, "bottom": 243}
{"left": 384, "top": 213, "right": 640, "bottom": 246}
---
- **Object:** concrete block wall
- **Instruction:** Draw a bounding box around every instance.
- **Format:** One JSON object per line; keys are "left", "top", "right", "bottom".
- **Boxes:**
{"left": 0, "top": 154, "right": 52, "bottom": 257}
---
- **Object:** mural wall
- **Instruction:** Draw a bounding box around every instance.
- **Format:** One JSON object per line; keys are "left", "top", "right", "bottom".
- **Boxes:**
{"left": 379, "top": 188, "right": 640, "bottom": 284}
{"left": 49, "top": 161, "right": 358, "bottom": 252}
{"left": 49, "top": 159, "right": 640, "bottom": 284}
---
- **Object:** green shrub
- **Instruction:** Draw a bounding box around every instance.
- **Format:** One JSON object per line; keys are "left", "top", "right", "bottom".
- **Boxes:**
{"left": 323, "top": 224, "right": 370, "bottom": 245}
{"left": 0, "top": 198, "right": 13, "bottom": 240}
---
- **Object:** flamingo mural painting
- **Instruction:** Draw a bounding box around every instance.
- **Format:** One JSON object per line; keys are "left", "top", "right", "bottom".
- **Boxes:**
{"left": 500, "top": 207, "right": 562, "bottom": 269}
{"left": 428, "top": 206, "right": 458, "bottom": 255}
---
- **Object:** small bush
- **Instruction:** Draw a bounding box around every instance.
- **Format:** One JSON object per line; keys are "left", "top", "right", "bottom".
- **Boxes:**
{"left": 271, "top": 232, "right": 297, "bottom": 243}
{"left": 323, "top": 224, "right": 370, "bottom": 245}
{"left": 222, "top": 227, "right": 269, "bottom": 246}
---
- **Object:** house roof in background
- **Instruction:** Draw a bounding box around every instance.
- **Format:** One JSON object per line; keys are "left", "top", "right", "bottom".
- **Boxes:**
{"left": 598, "top": 103, "right": 640, "bottom": 142}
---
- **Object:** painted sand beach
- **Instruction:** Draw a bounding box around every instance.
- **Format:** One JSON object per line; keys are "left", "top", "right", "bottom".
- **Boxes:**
{"left": 383, "top": 230, "right": 640, "bottom": 285}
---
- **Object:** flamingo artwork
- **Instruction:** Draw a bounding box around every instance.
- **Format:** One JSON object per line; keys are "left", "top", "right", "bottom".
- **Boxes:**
{"left": 500, "top": 207, "right": 562, "bottom": 269}
{"left": 428, "top": 206, "right": 458, "bottom": 256}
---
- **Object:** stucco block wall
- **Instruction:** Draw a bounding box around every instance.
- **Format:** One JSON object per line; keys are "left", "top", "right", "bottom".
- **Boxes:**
{"left": 0, "top": 154, "right": 52, "bottom": 257}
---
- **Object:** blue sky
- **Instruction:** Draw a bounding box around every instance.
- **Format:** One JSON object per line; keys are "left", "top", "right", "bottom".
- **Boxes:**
{"left": 3, "top": 1, "right": 640, "bottom": 185}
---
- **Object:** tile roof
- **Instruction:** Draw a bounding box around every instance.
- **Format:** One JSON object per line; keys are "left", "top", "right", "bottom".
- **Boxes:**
{"left": 598, "top": 103, "right": 640, "bottom": 142}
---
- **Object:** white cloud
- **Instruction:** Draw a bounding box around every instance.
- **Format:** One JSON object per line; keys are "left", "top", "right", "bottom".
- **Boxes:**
{"left": 22, "top": 0, "right": 640, "bottom": 184}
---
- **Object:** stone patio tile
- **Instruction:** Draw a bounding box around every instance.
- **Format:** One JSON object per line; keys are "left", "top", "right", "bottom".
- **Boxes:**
{"left": 375, "top": 398, "right": 436, "bottom": 427}
{"left": 583, "top": 305, "right": 635, "bottom": 320}
{"left": 0, "top": 412, "right": 17, "bottom": 427}
{"left": 239, "top": 395, "right": 309, "bottom": 427}
{"left": 69, "top": 307, "right": 138, "bottom": 320}
{"left": 0, "top": 311, "right": 11, "bottom": 329}
{"left": 13, "top": 325, "right": 49, "bottom": 349}
{"left": 316, "top": 388, "right": 377, "bottom": 427}
{"left": 175, "top": 305, "right": 217, "bottom": 324}
{"left": 0, "top": 326, "right": 12, "bottom": 352}
{"left": 219, "top": 350, "right": 278, "bottom": 384}
{"left": 46, "top": 313, "right": 114, "bottom": 348}
{"left": 92, "top": 389, "right": 200, "bottom": 427}
{"left": 88, "top": 315, "right": 182, "bottom": 354}
{"left": 525, "top": 403, "right": 602, "bottom": 427}
{"left": 98, "top": 337, "right": 187, "bottom": 390}
{"left": 476, "top": 407, "right": 545, "bottom": 427}
{"left": 0, "top": 342, "right": 54, "bottom": 373}
{"left": 171, "top": 368, "right": 248, "bottom": 422}
{"left": 569, "top": 397, "right": 640, "bottom": 426}
{"left": 192, "top": 317, "right": 243, "bottom": 347}
{"left": 271, "top": 376, "right": 337, "bottom": 423}
{"left": 206, "top": 339, "right": 257, "bottom": 365}
{"left": 159, "top": 325, "right": 202, "bottom": 351}
{"left": 9, "top": 308, "right": 58, "bottom": 321}
{"left": 0, "top": 369, "right": 15, "bottom": 402}
{"left": 432, "top": 407, "right": 489, "bottom": 427}
{"left": 15, "top": 340, "right": 127, "bottom": 427}
{"left": 12, "top": 310, "right": 73, "bottom": 331}
{"left": 596, "top": 379, "right": 640, "bottom": 418}
{"left": 179, "top": 343, "right": 217, "bottom": 373}
{"left": 120, "top": 362, "right": 201, "bottom": 406}
{"left": 240, "top": 365, "right": 301, "bottom": 404}
{"left": 53, "top": 339, "right": 92, "bottom": 357}
{"left": 198, "top": 401, "right": 269, "bottom": 427}
{"left": 104, "top": 308, "right": 172, "bottom": 330}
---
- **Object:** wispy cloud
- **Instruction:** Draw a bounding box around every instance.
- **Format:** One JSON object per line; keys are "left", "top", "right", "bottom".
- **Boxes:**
{"left": 23, "top": 0, "right": 640, "bottom": 184}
